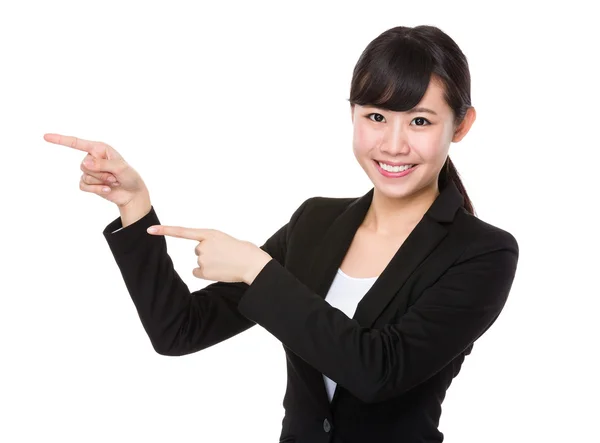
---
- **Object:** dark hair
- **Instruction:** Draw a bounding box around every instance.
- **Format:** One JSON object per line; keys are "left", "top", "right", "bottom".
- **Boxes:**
{"left": 348, "top": 25, "right": 475, "bottom": 216}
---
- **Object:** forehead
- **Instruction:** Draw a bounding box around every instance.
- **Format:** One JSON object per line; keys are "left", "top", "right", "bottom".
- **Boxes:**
{"left": 403, "top": 78, "right": 448, "bottom": 112}
{"left": 420, "top": 78, "right": 446, "bottom": 105}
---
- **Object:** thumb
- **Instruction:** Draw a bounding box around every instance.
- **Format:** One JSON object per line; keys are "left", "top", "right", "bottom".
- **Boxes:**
{"left": 89, "top": 142, "right": 124, "bottom": 162}
{"left": 84, "top": 155, "right": 126, "bottom": 175}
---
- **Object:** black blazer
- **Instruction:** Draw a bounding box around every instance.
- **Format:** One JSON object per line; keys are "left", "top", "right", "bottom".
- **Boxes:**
{"left": 103, "top": 180, "right": 519, "bottom": 443}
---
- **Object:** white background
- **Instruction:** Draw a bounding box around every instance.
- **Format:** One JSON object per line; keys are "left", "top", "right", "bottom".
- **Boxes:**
{"left": 1, "top": 1, "right": 598, "bottom": 442}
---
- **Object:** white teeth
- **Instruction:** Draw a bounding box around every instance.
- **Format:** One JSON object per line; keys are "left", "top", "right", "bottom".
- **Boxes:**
{"left": 378, "top": 162, "right": 414, "bottom": 172}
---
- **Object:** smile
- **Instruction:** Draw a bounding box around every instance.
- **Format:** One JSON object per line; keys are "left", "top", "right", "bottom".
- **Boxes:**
{"left": 373, "top": 160, "right": 418, "bottom": 178}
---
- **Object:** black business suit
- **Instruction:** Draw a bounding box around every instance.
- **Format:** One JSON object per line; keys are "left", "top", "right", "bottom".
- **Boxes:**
{"left": 102, "top": 180, "right": 519, "bottom": 442}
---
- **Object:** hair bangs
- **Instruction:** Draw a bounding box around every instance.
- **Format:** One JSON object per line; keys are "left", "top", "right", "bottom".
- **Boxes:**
{"left": 349, "top": 38, "right": 434, "bottom": 112}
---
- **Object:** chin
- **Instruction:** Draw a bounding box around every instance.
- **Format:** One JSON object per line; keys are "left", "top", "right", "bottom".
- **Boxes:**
{"left": 370, "top": 174, "right": 434, "bottom": 201}
{"left": 374, "top": 185, "right": 417, "bottom": 200}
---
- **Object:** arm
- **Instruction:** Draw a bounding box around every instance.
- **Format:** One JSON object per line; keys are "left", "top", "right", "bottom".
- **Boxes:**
{"left": 103, "top": 198, "right": 311, "bottom": 356}
{"left": 237, "top": 229, "right": 519, "bottom": 403}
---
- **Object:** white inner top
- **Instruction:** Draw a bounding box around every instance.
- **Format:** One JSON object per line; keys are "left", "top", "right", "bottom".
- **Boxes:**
{"left": 321, "top": 268, "right": 379, "bottom": 402}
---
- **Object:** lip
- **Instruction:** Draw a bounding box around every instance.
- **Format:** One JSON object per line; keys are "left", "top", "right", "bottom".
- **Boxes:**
{"left": 373, "top": 159, "right": 418, "bottom": 178}
{"left": 375, "top": 160, "right": 415, "bottom": 166}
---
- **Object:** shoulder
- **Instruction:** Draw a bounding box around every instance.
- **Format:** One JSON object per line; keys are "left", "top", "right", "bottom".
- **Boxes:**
{"left": 296, "top": 195, "right": 356, "bottom": 219}
{"left": 289, "top": 193, "right": 372, "bottom": 234}
{"left": 453, "top": 208, "right": 519, "bottom": 262}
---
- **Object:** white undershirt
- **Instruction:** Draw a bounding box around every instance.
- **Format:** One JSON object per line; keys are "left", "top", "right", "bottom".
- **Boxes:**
{"left": 321, "top": 268, "right": 379, "bottom": 402}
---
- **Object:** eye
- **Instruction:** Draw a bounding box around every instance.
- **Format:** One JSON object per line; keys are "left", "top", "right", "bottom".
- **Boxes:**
{"left": 367, "top": 113, "right": 385, "bottom": 123}
{"left": 366, "top": 113, "right": 431, "bottom": 126}
{"left": 411, "top": 117, "right": 431, "bottom": 126}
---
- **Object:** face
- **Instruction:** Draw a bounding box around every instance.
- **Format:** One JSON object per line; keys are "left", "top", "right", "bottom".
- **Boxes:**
{"left": 351, "top": 77, "right": 474, "bottom": 201}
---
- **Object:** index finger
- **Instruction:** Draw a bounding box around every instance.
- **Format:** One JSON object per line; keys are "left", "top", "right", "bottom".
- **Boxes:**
{"left": 148, "top": 225, "right": 211, "bottom": 241}
{"left": 43, "top": 133, "right": 97, "bottom": 153}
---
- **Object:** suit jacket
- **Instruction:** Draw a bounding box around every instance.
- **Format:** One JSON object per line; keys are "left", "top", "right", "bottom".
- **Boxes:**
{"left": 102, "top": 180, "right": 519, "bottom": 443}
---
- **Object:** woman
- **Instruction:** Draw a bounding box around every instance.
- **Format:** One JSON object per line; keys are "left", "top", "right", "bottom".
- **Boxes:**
{"left": 45, "top": 25, "right": 519, "bottom": 443}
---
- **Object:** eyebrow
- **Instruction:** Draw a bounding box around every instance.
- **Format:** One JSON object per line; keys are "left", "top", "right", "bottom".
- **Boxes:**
{"left": 364, "top": 105, "right": 438, "bottom": 116}
{"left": 406, "top": 107, "right": 438, "bottom": 116}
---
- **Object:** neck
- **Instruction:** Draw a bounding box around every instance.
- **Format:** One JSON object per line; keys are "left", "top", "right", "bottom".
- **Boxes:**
{"left": 362, "top": 181, "right": 440, "bottom": 237}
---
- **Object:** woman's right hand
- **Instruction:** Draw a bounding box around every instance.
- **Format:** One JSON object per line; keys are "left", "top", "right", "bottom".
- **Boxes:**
{"left": 43, "top": 133, "right": 149, "bottom": 208}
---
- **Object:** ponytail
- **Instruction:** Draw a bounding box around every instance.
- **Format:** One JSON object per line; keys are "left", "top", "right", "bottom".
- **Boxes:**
{"left": 438, "top": 156, "right": 475, "bottom": 216}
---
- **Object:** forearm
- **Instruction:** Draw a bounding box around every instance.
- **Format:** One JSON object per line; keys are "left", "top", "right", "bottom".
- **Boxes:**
{"left": 104, "top": 205, "right": 257, "bottom": 356}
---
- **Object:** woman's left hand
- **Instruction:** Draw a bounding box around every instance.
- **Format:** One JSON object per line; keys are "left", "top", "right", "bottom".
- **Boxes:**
{"left": 146, "top": 224, "right": 273, "bottom": 284}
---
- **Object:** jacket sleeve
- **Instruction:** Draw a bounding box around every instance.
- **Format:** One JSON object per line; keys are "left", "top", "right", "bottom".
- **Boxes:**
{"left": 102, "top": 198, "right": 311, "bottom": 356}
{"left": 237, "top": 229, "right": 519, "bottom": 403}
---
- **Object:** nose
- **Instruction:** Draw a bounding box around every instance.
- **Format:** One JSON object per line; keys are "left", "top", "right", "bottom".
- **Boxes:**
{"left": 380, "top": 121, "right": 410, "bottom": 156}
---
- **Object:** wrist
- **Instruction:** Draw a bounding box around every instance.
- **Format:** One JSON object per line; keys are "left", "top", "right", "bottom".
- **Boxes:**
{"left": 244, "top": 252, "right": 273, "bottom": 285}
{"left": 119, "top": 192, "right": 151, "bottom": 228}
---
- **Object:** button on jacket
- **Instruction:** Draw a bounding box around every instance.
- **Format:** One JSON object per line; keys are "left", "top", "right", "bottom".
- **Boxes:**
{"left": 102, "top": 181, "right": 519, "bottom": 442}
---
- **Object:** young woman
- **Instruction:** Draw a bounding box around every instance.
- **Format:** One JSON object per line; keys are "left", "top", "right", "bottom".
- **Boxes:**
{"left": 45, "top": 24, "right": 519, "bottom": 443}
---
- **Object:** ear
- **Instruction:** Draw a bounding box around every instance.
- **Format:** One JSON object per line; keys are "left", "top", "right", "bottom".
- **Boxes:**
{"left": 452, "top": 106, "right": 476, "bottom": 142}
{"left": 350, "top": 103, "right": 355, "bottom": 123}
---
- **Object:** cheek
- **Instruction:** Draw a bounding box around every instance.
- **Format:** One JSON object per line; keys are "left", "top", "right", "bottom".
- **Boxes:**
{"left": 411, "top": 131, "right": 447, "bottom": 160}
{"left": 353, "top": 124, "right": 379, "bottom": 153}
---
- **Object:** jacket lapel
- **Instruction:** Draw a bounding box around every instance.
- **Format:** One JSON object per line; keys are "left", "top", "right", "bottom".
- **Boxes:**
{"left": 306, "top": 180, "right": 465, "bottom": 328}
